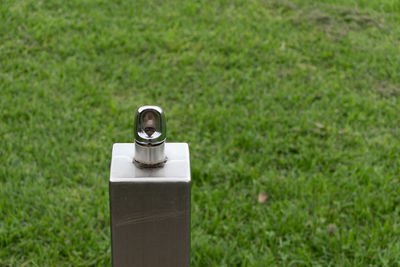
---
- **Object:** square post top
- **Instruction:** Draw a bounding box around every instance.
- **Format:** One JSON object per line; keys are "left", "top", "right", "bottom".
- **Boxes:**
{"left": 110, "top": 143, "right": 190, "bottom": 183}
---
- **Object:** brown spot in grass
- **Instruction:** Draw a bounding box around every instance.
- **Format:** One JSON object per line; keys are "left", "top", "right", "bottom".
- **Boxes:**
{"left": 292, "top": 6, "right": 383, "bottom": 39}
{"left": 326, "top": 223, "right": 338, "bottom": 234}
{"left": 374, "top": 83, "right": 400, "bottom": 97}
{"left": 266, "top": 0, "right": 297, "bottom": 12}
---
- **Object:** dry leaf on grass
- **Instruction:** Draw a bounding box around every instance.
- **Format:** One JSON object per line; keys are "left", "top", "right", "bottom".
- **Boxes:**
{"left": 258, "top": 192, "right": 268, "bottom": 204}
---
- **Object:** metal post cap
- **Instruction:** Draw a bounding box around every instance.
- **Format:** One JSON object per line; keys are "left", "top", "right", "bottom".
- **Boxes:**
{"left": 134, "top": 106, "right": 166, "bottom": 145}
{"left": 133, "top": 106, "right": 167, "bottom": 167}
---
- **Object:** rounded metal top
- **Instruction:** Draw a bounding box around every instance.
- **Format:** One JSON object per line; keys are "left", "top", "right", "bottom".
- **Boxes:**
{"left": 134, "top": 105, "right": 166, "bottom": 145}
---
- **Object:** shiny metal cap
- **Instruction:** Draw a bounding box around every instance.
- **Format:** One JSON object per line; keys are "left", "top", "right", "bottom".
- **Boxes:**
{"left": 134, "top": 106, "right": 166, "bottom": 145}
{"left": 133, "top": 106, "right": 167, "bottom": 167}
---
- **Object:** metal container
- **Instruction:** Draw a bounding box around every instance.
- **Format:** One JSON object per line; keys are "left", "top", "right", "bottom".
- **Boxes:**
{"left": 109, "top": 106, "right": 191, "bottom": 267}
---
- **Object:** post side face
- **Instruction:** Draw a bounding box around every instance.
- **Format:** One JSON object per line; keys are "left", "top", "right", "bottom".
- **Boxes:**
{"left": 109, "top": 143, "right": 191, "bottom": 267}
{"left": 109, "top": 182, "right": 190, "bottom": 267}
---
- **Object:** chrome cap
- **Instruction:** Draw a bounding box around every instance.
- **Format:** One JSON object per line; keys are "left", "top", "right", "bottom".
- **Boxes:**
{"left": 133, "top": 106, "right": 167, "bottom": 167}
{"left": 134, "top": 106, "right": 166, "bottom": 145}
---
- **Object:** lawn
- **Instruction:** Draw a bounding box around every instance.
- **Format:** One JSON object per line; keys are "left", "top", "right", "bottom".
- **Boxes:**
{"left": 1, "top": 0, "right": 400, "bottom": 266}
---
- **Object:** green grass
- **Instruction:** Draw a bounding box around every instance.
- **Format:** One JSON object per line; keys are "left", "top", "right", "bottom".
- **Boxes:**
{"left": 1, "top": 0, "right": 400, "bottom": 266}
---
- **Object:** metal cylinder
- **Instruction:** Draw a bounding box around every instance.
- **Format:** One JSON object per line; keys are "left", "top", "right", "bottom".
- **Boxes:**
{"left": 134, "top": 142, "right": 166, "bottom": 166}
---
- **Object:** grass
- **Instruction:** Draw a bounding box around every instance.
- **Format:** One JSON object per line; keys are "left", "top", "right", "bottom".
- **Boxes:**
{"left": 1, "top": 0, "right": 400, "bottom": 265}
